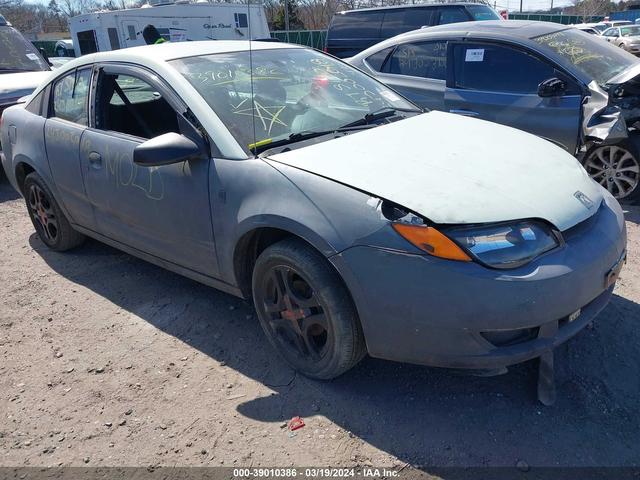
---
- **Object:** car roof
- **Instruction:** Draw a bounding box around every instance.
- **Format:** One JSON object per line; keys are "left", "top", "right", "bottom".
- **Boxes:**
{"left": 400, "top": 19, "right": 569, "bottom": 39}
{"left": 337, "top": 2, "right": 484, "bottom": 13}
{"left": 83, "top": 40, "right": 302, "bottom": 64}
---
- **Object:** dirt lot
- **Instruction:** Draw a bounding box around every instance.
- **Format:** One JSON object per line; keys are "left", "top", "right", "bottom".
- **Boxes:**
{"left": 1, "top": 177, "right": 639, "bottom": 473}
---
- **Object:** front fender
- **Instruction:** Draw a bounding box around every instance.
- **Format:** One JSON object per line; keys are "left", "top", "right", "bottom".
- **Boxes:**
{"left": 210, "top": 157, "right": 409, "bottom": 286}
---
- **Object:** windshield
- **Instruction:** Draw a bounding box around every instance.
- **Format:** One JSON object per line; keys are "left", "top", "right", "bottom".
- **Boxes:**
{"left": 532, "top": 28, "right": 638, "bottom": 86}
{"left": 621, "top": 26, "right": 640, "bottom": 36}
{"left": 466, "top": 5, "right": 501, "bottom": 20}
{"left": 0, "top": 26, "right": 49, "bottom": 73}
{"left": 170, "top": 48, "right": 417, "bottom": 154}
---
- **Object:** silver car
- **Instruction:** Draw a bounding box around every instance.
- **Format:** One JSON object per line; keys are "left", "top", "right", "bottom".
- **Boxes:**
{"left": 348, "top": 20, "right": 640, "bottom": 202}
{"left": 602, "top": 25, "right": 640, "bottom": 54}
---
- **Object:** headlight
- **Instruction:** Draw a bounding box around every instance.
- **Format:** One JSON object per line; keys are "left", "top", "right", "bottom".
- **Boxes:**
{"left": 443, "top": 221, "right": 560, "bottom": 269}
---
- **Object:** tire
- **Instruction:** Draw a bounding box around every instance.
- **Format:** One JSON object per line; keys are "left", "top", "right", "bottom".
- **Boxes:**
{"left": 583, "top": 138, "right": 640, "bottom": 204}
{"left": 23, "top": 172, "right": 85, "bottom": 251}
{"left": 252, "top": 238, "right": 366, "bottom": 380}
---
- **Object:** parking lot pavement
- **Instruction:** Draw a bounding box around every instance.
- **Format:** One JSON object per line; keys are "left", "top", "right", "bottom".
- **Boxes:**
{"left": 1, "top": 177, "right": 639, "bottom": 472}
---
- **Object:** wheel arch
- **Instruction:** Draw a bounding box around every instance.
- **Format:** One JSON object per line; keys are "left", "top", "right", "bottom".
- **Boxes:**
{"left": 14, "top": 160, "right": 37, "bottom": 195}
{"left": 231, "top": 217, "right": 339, "bottom": 299}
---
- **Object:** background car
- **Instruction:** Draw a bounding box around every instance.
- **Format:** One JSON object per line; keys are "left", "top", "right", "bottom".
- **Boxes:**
{"left": 0, "top": 14, "right": 51, "bottom": 127}
{"left": 348, "top": 20, "right": 640, "bottom": 202}
{"left": 602, "top": 25, "right": 640, "bottom": 53}
{"left": 573, "top": 23, "right": 601, "bottom": 35}
{"left": 324, "top": 2, "right": 501, "bottom": 58}
{"left": 0, "top": 42, "right": 626, "bottom": 397}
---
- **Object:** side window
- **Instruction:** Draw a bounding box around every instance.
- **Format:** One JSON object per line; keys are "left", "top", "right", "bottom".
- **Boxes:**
{"left": 95, "top": 72, "right": 179, "bottom": 139}
{"left": 329, "top": 12, "right": 384, "bottom": 39}
{"left": 51, "top": 68, "right": 91, "bottom": 125}
{"left": 383, "top": 41, "right": 447, "bottom": 80}
{"left": 366, "top": 46, "right": 394, "bottom": 71}
{"left": 436, "top": 7, "right": 470, "bottom": 25}
{"left": 235, "top": 12, "right": 248, "bottom": 28}
{"left": 453, "top": 44, "right": 556, "bottom": 94}
{"left": 380, "top": 8, "right": 433, "bottom": 37}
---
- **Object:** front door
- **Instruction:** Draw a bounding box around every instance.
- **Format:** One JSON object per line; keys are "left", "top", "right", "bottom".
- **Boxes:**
{"left": 80, "top": 64, "right": 219, "bottom": 276}
{"left": 445, "top": 42, "right": 583, "bottom": 153}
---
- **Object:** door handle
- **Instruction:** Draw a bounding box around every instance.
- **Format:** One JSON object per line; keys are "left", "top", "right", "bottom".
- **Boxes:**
{"left": 88, "top": 151, "right": 102, "bottom": 168}
{"left": 449, "top": 109, "right": 480, "bottom": 117}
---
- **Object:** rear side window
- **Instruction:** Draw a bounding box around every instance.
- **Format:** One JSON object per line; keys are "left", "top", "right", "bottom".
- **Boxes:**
{"left": 453, "top": 44, "right": 555, "bottom": 94}
{"left": 384, "top": 41, "right": 447, "bottom": 80}
{"left": 435, "top": 6, "right": 470, "bottom": 25}
{"left": 380, "top": 8, "right": 434, "bottom": 37}
{"left": 465, "top": 5, "right": 501, "bottom": 20}
{"left": 26, "top": 90, "right": 45, "bottom": 115}
{"left": 51, "top": 69, "right": 91, "bottom": 125}
{"left": 366, "top": 47, "right": 394, "bottom": 71}
{"left": 329, "top": 11, "right": 384, "bottom": 39}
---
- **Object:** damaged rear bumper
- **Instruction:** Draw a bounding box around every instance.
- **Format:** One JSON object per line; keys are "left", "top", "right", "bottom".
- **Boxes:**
{"left": 330, "top": 194, "right": 627, "bottom": 369}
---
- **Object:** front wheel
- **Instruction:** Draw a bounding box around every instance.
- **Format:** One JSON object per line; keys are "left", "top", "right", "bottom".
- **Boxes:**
{"left": 583, "top": 139, "right": 640, "bottom": 203}
{"left": 252, "top": 238, "right": 366, "bottom": 380}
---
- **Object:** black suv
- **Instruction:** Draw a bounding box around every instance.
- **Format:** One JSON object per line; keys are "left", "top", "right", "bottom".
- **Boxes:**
{"left": 325, "top": 3, "right": 501, "bottom": 58}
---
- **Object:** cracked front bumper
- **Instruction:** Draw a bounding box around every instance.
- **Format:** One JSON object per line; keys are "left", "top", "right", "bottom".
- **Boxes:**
{"left": 330, "top": 194, "right": 627, "bottom": 369}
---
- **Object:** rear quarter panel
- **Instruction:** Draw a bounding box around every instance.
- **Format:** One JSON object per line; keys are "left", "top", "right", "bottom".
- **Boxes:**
{"left": 1, "top": 105, "right": 49, "bottom": 196}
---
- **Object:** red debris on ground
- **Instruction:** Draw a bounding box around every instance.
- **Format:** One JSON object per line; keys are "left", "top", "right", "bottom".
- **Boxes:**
{"left": 288, "top": 416, "right": 305, "bottom": 431}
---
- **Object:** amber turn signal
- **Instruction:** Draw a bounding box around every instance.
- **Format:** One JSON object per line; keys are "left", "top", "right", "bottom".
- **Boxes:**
{"left": 392, "top": 224, "right": 472, "bottom": 262}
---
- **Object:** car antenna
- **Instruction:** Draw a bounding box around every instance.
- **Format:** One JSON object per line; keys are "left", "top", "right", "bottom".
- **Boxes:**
{"left": 248, "top": 0, "right": 257, "bottom": 158}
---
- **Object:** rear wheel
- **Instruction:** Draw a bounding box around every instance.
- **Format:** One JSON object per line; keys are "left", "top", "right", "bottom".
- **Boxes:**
{"left": 23, "top": 172, "right": 85, "bottom": 251}
{"left": 583, "top": 139, "right": 640, "bottom": 203}
{"left": 252, "top": 238, "right": 366, "bottom": 379}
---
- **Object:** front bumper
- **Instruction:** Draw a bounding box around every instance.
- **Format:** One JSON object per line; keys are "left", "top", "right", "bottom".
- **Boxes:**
{"left": 330, "top": 194, "right": 627, "bottom": 369}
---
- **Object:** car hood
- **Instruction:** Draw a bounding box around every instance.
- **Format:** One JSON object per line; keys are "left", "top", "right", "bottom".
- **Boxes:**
{"left": 607, "top": 63, "right": 640, "bottom": 86}
{"left": 266, "top": 111, "right": 602, "bottom": 231}
{"left": 0, "top": 71, "right": 49, "bottom": 103}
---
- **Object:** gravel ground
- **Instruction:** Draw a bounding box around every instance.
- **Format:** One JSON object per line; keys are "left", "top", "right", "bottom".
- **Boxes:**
{"left": 1, "top": 177, "right": 639, "bottom": 473}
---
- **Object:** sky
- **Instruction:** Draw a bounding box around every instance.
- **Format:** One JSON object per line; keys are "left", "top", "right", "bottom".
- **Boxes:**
{"left": 25, "top": 0, "right": 578, "bottom": 11}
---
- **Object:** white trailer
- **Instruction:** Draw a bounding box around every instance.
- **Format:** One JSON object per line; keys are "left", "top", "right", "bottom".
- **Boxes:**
{"left": 69, "top": 1, "right": 270, "bottom": 57}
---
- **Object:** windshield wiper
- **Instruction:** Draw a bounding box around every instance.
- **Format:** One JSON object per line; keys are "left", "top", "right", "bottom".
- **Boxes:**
{"left": 340, "top": 106, "right": 422, "bottom": 129}
{"left": 250, "top": 125, "right": 376, "bottom": 154}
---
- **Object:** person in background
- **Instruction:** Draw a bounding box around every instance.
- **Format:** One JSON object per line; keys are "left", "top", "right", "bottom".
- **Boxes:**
{"left": 142, "top": 25, "right": 167, "bottom": 45}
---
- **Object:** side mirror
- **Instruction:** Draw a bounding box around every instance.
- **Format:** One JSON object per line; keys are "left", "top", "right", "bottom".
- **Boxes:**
{"left": 133, "top": 132, "right": 203, "bottom": 167}
{"left": 538, "top": 77, "right": 566, "bottom": 98}
{"left": 39, "top": 48, "right": 53, "bottom": 67}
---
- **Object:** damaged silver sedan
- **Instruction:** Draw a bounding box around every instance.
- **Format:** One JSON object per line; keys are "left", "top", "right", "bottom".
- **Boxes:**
{"left": 348, "top": 20, "right": 640, "bottom": 202}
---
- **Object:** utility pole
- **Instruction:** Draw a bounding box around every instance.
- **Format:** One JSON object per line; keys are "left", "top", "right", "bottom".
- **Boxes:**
{"left": 520, "top": 0, "right": 523, "bottom": 12}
